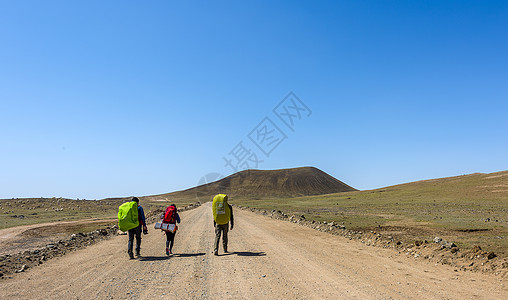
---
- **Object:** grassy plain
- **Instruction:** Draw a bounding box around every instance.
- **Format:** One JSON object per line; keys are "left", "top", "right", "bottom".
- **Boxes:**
{"left": 234, "top": 171, "right": 508, "bottom": 256}
{"left": 2, "top": 170, "right": 507, "bottom": 257}
{"left": 0, "top": 196, "right": 198, "bottom": 230}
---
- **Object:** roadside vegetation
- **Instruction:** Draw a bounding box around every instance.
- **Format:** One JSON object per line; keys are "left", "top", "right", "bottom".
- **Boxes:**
{"left": 234, "top": 171, "right": 508, "bottom": 257}
{"left": 0, "top": 196, "right": 198, "bottom": 230}
{"left": 2, "top": 170, "right": 506, "bottom": 258}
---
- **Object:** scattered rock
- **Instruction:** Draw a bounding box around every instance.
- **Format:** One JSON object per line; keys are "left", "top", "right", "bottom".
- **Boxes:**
{"left": 434, "top": 237, "right": 456, "bottom": 249}
{"left": 487, "top": 252, "right": 497, "bottom": 260}
{"left": 15, "top": 265, "right": 27, "bottom": 273}
{"left": 233, "top": 205, "right": 506, "bottom": 277}
{"left": 0, "top": 225, "right": 121, "bottom": 278}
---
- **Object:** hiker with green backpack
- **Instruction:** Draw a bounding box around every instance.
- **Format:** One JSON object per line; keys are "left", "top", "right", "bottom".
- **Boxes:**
{"left": 118, "top": 197, "right": 147, "bottom": 259}
{"left": 212, "top": 194, "right": 234, "bottom": 256}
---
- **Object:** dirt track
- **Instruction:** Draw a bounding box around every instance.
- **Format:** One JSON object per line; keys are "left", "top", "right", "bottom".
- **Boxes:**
{"left": 1, "top": 202, "right": 506, "bottom": 299}
{"left": 0, "top": 219, "right": 115, "bottom": 255}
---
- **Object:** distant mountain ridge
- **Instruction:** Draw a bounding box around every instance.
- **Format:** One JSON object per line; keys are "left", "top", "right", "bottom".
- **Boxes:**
{"left": 150, "top": 167, "right": 356, "bottom": 201}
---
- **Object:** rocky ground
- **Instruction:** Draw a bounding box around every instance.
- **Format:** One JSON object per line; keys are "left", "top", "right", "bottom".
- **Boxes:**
{"left": 2, "top": 200, "right": 505, "bottom": 281}
{"left": 236, "top": 205, "right": 508, "bottom": 278}
{"left": 0, "top": 202, "right": 200, "bottom": 279}
{"left": 0, "top": 224, "right": 118, "bottom": 279}
{"left": 1, "top": 202, "right": 506, "bottom": 299}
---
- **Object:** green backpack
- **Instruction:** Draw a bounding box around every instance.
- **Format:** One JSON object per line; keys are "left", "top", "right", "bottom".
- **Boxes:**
{"left": 212, "top": 194, "right": 231, "bottom": 225}
{"left": 118, "top": 201, "right": 139, "bottom": 232}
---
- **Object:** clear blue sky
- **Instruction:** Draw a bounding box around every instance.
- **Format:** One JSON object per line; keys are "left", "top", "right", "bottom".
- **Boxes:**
{"left": 1, "top": 1, "right": 507, "bottom": 199}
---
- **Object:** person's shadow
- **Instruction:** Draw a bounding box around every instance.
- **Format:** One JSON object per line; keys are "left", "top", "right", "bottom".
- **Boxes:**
{"left": 138, "top": 253, "right": 206, "bottom": 261}
{"left": 173, "top": 253, "right": 206, "bottom": 258}
{"left": 138, "top": 256, "right": 171, "bottom": 261}
{"left": 223, "top": 251, "right": 266, "bottom": 257}
{"left": 138, "top": 252, "right": 263, "bottom": 260}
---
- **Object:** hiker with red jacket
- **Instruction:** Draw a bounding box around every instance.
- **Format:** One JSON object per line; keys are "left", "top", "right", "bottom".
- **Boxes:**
{"left": 160, "top": 204, "right": 181, "bottom": 255}
{"left": 128, "top": 197, "right": 147, "bottom": 259}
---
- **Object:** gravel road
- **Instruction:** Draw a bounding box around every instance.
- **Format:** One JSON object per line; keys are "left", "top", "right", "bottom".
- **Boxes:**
{"left": 1, "top": 202, "right": 506, "bottom": 299}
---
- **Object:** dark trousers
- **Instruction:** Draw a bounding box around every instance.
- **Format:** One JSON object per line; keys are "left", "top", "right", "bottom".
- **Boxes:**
{"left": 165, "top": 231, "right": 176, "bottom": 251}
{"left": 214, "top": 223, "right": 229, "bottom": 251}
{"left": 128, "top": 226, "right": 142, "bottom": 255}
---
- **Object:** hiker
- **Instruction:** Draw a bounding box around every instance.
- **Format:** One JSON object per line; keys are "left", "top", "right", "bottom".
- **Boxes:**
{"left": 212, "top": 194, "right": 234, "bottom": 256}
{"left": 128, "top": 197, "right": 147, "bottom": 259}
{"left": 160, "top": 204, "right": 181, "bottom": 255}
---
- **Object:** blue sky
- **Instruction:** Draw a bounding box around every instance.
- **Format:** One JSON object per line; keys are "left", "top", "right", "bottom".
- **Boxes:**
{"left": 1, "top": 1, "right": 507, "bottom": 199}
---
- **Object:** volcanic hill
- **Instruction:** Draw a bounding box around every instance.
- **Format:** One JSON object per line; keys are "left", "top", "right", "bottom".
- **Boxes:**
{"left": 151, "top": 167, "right": 356, "bottom": 201}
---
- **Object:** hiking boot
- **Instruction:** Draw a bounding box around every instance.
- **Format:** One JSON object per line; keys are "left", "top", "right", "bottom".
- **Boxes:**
{"left": 166, "top": 247, "right": 169, "bottom": 256}
{"left": 135, "top": 251, "right": 141, "bottom": 257}
{"left": 129, "top": 253, "right": 135, "bottom": 259}
{"left": 224, "top": 247, "right": 228, "bottom": 253}
{"left": 213, "top": 249, "right": 218, "bottom": 256}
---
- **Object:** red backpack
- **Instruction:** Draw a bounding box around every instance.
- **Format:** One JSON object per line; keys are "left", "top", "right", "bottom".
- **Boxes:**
{"left": 163, "top": 206, "right": 176, "bottom": 224}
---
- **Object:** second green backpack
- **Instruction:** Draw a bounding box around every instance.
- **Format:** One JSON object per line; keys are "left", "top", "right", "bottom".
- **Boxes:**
{"left": 212, "top": 194, "right": 231, "bottom": 225}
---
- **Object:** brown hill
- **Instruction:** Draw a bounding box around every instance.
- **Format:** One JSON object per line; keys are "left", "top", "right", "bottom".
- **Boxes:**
{"left": 147, "top": 167, "right": 356, "bottom": 202}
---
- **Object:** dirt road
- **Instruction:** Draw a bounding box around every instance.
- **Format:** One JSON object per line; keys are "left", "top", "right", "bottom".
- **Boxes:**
{"left": 1, "top": 203, "right": 506, "bottom": 299}
{"left": 0, "top": 219, "right": 115, "bottom": 255}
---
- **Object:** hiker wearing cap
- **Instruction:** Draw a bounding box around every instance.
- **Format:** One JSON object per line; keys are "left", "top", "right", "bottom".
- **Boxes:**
{"left": 128, "top": 197, "right": 147, "bottom": 259}
{"left": 160, "top": 204, "right": 181, "bottom": 255}
{"left": 212, "top": 194, "right": 234, "bottom": 256}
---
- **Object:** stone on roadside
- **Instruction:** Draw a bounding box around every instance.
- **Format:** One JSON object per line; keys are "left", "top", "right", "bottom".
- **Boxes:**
{"left": 15, "top": 265, "right": 27, "bottom": 273}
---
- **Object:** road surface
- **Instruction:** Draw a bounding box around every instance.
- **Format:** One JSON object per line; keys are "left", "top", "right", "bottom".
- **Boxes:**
{"left": 1, "top": 202, "right": 506, "bottom": 299}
